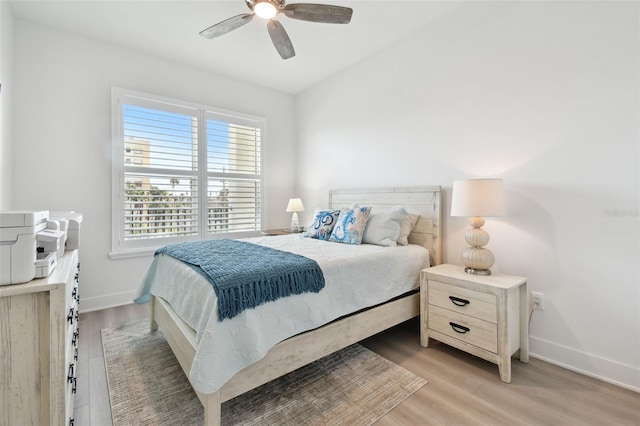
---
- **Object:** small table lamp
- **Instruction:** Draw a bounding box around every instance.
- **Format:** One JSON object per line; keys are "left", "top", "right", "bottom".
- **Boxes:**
{"left": 286, "top": 198, "right": 305, "bottom": 232}
{"left": 450, "top": 178, "right": 505, "bottom": 275}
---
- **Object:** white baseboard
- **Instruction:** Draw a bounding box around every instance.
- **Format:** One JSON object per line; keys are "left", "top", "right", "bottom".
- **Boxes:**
{"left": 80, "top": 290, "right": 139, "bottom": 313}
{"left": 530, "top": 336, "right": 640, "bottom": 393}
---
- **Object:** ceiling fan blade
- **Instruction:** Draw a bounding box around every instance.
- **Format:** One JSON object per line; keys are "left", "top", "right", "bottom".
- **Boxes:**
{"left": 282, "top": 3, "right": 353, "bottom": 24}
{"left": 267, "top": 20, "right": 296, "bottom": 59}
{"left": 199, "top": 13, "right": 255, "bottom": 39}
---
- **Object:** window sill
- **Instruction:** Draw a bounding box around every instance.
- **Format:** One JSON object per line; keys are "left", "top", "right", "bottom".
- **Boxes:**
{"left": 108, "top": 231, "right": 264, "bottom": 260}
{"left": 108, "top": 247, "right": 157, "bottom": 260}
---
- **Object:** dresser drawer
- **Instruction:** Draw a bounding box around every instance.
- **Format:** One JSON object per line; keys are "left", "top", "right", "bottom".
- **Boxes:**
{"left": 428, "top": 280, "right": 497, "bottom": 323}
{"left": 65, "top": 322, "right": 79, "bottom": 365}
{"left": 64, "top": 262, "right": 80, "bottom": 313}
{"left": 428, "top": 305, "right": 497, "bottom": 353}
{"left": 65, "top": 365, "right": 76, "bottom": 426}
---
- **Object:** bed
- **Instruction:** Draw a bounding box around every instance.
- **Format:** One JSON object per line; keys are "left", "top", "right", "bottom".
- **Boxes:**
{"left": 137, "top": 186, "right": 441, "bottom": 426}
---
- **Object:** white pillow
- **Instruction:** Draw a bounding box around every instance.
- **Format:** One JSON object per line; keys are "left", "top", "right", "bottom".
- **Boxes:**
{"left": 362, "top": 206, "right": 408, "bottom": 247}
{"left": 397, "top": 213, "right": 420, "bottom": 246}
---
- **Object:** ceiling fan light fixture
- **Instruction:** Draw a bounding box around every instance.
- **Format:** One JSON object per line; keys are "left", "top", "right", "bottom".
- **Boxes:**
{"left": 254, "top": 0, "right": 278, "bottom": 19}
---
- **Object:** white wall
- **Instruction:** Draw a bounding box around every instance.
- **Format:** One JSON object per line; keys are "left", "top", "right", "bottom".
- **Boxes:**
{"left": 0, "top": 1, "right": 13, "bottom": 209}
{"left": 295, "top": 2, "right": 639, "bottom": 391}
{"left": 8, "top": 1, "right": 639, "bottom": 393}
{"left": 12, "top": 19, "right": 297, "bottom": 311}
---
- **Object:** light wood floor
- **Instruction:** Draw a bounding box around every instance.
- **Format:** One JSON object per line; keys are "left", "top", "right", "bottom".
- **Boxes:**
{"left": 75, "top": 303, "right": 639, "bottom": 426}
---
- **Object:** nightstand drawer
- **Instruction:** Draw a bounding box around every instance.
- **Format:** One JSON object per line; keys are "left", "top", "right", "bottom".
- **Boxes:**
{"left": 428, "top": 305, "right": 497, "bottom": 353}
{"left": 429, "top": 280, "right": 497, "bottom": 323}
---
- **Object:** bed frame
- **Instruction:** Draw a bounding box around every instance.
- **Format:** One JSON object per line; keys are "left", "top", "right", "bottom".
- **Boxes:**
{"left": 149, "top": 186, "right": 441, "bottom": 425}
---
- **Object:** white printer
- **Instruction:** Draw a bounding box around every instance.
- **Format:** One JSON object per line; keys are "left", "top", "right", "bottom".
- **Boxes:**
{"left": 0, "top": 211, "right": 49, "bottom": 285}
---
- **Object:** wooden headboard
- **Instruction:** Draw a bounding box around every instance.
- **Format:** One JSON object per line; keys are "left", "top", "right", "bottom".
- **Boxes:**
{"left": 328, "top": 186, "right": 442, "bottom": 266}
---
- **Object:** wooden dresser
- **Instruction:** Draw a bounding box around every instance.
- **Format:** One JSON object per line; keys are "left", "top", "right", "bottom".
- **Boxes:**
{"left": 0, "top": 249, "right": 80, "bottom": 426}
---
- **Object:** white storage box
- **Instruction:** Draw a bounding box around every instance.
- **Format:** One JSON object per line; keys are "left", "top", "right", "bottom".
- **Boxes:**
{"left": 50, "top": 211, "right": 83, "bottom": 250}
{"left": 47, "top": 218, "right": 69, "bottom": 248}
{"left": 0, "top": 211, "right": 49, "bottom": 285}
{"left": 37, "top": 228, "right": 66, "bottom": 259}
{"left": 35, "top": 251, "right": 57, "bottom": 278}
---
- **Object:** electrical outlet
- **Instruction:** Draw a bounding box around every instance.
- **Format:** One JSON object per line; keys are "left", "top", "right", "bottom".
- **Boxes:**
{"left": 531, "top": 292, "right": 544, "bottom": 311}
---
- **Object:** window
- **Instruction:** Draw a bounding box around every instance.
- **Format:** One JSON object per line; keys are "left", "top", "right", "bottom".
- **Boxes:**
{"left": 111, "top": 88, "right": 263, "bottom": 256}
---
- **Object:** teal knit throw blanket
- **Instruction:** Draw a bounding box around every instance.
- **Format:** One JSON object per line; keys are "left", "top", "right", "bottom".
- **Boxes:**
{"left": 155, "top": 239, "right": 325, "bottom": 321}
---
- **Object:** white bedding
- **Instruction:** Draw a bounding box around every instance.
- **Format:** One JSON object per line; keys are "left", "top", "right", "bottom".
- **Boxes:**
{"left": 135, "top": 234, "right": 429, "bottom": 394}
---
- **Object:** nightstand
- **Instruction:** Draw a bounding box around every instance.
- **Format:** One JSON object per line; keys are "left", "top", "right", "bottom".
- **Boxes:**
{"left": 420, "top": 263, "right": 529, "bottom": 383}
{"left": 261, "top": 229, "right": 304, "bottom": 236}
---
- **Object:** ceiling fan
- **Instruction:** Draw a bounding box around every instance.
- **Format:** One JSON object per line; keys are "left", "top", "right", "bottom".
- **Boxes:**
{"left": 199, "top": 0, "right": 353, "bottom": 60}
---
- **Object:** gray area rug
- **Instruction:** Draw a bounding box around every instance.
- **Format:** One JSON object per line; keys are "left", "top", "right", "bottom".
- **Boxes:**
{"left": 102, "top": 320, "right": 427, "bottom": 426}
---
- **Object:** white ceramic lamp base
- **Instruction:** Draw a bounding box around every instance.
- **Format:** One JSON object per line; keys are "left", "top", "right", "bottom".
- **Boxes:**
{"left": 290, "top": 212, "right": 300, "bottom": 232}
{"left": 461, "top": 217, "right": 495, "bottom": 275}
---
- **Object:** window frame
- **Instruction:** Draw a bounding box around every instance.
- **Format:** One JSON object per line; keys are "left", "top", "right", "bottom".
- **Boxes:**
{"left": 110, "top": 87, "right": 265, "bottom": 259}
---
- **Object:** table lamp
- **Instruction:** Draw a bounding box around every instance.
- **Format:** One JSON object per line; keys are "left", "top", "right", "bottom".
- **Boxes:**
{"left": 286, "top": 198, "right": 305, "bottom": 232}
{"left": 450, "top": 178, "right": 505, "bottom": 275}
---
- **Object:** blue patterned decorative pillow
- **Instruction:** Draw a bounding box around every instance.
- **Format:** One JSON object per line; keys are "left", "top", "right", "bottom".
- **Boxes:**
{"left": 329, "top": 207, "right": 372, "bottom": 245}
{"left": 304, "top": 209, "right": 341, "bottom": 240}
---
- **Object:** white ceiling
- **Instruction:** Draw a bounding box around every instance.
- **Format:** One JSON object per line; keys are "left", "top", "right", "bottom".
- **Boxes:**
{"left": 8, "top": 0, "right": 462, "bottom": 94}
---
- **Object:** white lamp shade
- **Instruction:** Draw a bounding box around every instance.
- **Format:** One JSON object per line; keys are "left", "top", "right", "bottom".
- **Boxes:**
{"left": 451, "top": 179, "right": 505, "bottom": 217}
{"left": 286, "top": 198, "right": 305, "bottom": 213}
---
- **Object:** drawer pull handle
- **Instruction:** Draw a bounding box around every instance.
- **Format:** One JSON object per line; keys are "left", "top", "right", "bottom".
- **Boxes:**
{"left": 67, "top": 363, "right": 75, "bottom": 383}
{"left": 67, "top": 308, "right": 74, "bottom": 325}
{"left": 449, "top": 322, "right": 470, "bottom": 334}
{"left": 449, "top": 296, "right": 470, "bottom": 307}
{"left": 72, "top": 377, "right": 77, "bottom": 394}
